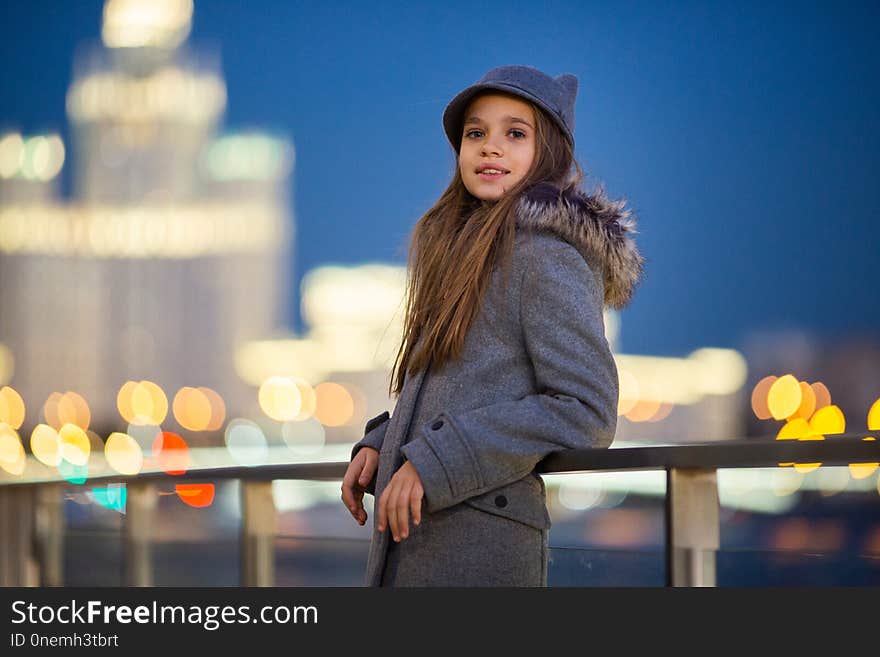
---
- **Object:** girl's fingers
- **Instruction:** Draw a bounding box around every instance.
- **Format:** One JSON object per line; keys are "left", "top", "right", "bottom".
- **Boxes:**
{"left": 410, "top": 487, "right": 422, "bottom": 527}
{"left": 376, "top": 488, "right": 388, "bottom": 533}
{"left": 395, "top": 482, "right": 411, "bottom": 541}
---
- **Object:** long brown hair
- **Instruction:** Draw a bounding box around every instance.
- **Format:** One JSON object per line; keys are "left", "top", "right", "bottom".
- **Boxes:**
{"left": 389, "top": 92, "right": 583, "bottom": 396}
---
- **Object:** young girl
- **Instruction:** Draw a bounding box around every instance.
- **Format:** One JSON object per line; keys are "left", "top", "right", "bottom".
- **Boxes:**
{"left": 341, "top": 65, "right": 643, "bottom": 586}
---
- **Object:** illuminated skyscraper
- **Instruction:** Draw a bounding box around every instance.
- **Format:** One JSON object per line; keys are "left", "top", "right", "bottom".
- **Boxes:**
{"left": 0, "top": 0, "right": 294, "bottom": 435}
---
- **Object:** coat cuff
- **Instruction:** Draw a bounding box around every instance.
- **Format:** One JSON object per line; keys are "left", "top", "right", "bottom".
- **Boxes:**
{"left": 400, "top": 413, "right": 483, "bottom": 512}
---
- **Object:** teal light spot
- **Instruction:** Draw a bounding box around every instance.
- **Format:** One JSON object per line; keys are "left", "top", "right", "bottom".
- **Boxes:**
{"left": 58, "top": 459, "right": 88, "bottom": 485}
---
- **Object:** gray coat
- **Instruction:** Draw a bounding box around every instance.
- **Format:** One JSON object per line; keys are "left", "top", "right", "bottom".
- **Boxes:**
{"left": 350, "top": 183, "right": 644, "bottom": 586}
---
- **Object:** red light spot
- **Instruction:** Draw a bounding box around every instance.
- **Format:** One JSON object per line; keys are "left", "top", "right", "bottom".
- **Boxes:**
{"left": 175, "top": 483, "right": 215, "bottom": 508}
{"left": 152, "top": 431, "right": 190, "bottom": 475}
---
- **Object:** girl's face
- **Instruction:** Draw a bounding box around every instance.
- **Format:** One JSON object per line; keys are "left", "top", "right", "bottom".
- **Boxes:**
{"left": 459, "top": 93, "right": 537, "bottom": 201}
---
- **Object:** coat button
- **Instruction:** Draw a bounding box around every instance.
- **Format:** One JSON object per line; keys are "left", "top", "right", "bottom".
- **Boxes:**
{"left": 494, "top": 495, "right": 508, "bottom": 508}
{"left": 431, "top": 420, "right": 444, "bottom": 430}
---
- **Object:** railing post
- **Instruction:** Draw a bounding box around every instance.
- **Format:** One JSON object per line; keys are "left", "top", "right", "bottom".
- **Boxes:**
{"left": 0, "top": 486, "right": 39, "bottom": 586}
{"left": 124, "top": 481, "right": 156, "bottom": 586}
{"left": 241, "top": 481, "right": 276, "bottom": 586}
{"left": 34, "top": 483, "right": 65, "bottom": 586}
{"left": 666, "top": 467, "right": 720, "bottom": 587}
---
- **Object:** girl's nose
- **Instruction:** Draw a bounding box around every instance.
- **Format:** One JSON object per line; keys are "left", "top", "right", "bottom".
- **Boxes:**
{"left": 480, "top": 139, "right": 502, "bottom": 156}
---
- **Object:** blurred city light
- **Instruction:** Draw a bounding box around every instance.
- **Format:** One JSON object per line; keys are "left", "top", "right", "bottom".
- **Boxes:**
{"left": 30, "top": 424, "right": 62, "bottom": 467}
{"left": 224, "top": 418, "right": 268, "bottom": 466}
{"left": 152, "top": 431, "right": 189, "bottom": 475}
{"left": 176, "top": 483, "right": 214, "bottom": 508}
{"left": 768, "top": 374, "right": 801, "bottom": 420}
{"left": 105, "top": 431, "right": 144, "bottom": 475}
{"left": 0, "top": 385, "right": 25, "bottom": 428}
{"left": 0, "top": 423, "right": 25, "bottom": 475}
{"left": 102, "top": 0, "right": 194, "bottom": 50}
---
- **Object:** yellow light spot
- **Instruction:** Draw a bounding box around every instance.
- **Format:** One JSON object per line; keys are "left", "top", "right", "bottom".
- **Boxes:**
{"left": 59, "top": 423, "right": 91, "bottom": 466}
{"left": 809, "top": 404, "right": 845, "bottom": 436}
{"left": 787, "top": 381, "right": 816, "bottom": 421}
{"left": 258, "top": 376, "right": 303, "bottom": 422}
{"left": 776, "top": 418, "right": 813, "bottom": 467}
{"left": 117, "top": 380, "right": 138, "bottom": 423}
{"left": 105, "top": 432, "right": 143, "bottom": 475}
{"left": 849, "top": 436, "right": 878, "bottom": 479}
{"left": 0, "top": 386, "right": 25, "bottom": 429}
{"left": 794, "top": 434, "right": 824, "bottom": 473}
{"left": 811, "top": 381, "right": 831, "bottom": 412}
{"left": 767, "top": 374, "right": 802, "bottom": 420}
{"left": 30, "top": 423, "right": 62, "bottom": 467}
{"left": 0, "top": 133, "right": 24, "bottom": 179}
{"left": 751, "top": 375, "right": 777, "bottom": 420}
{"left": 129, "top": 380, "right": 168, "bottom": 425}
{"left": 868, "top": 398, "right": 880, "bottom": 431}
{"left": 0, "top": 423, "right": 25, "bottom": 475}
{"left": 290, "top": 378, "right": 317, "bottom": 422}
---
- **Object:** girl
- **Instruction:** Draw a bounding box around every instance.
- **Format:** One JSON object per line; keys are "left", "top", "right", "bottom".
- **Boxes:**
{"left": 341, "top": 65, "right": 644, "bottom": 586}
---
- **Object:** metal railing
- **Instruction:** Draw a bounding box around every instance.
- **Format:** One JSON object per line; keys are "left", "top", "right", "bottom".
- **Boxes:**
{"left": 1, "top": 433, "right": 878, "bottom": 587}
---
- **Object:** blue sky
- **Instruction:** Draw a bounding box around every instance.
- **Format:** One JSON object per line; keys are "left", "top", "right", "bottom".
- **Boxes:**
{"left": 2, "top": 0, "right": 878, "bottom": 357}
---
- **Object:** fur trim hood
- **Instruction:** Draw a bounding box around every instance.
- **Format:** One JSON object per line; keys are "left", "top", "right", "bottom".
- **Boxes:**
{"left": 516, "top": 183, "right": 644, "bottom": 309}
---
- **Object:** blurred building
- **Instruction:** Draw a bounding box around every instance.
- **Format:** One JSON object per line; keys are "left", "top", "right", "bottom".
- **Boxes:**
{"left": 0, "top": 0, "right": 293, "bottom": 438}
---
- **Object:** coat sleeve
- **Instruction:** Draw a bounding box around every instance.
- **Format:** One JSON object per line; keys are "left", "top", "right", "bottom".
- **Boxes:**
{"left": 349, "top": 410, "right": 391, "bottom": 496}
{"left": 400, "top": 237, "right": 619, "bottom": 513}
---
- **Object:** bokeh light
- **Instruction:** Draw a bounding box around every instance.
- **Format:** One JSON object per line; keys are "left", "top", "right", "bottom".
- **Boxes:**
{"left": 751, "top": 375, "right": 777, "bottom": 420}
{"left": 616, "top": 368, "right": 639, "bottom": 416}
{"left": 313, "top": 382, "right": 355, "bottom": 427}
{"left": 59, "top": 423, "right": 91, "bottom": 466}
{"left": 151, "top": 431, "right": 189, "bottom": 475}
{"left": 199, "top": 386, "right": 226, "bottom": 430}
{"left": 119, "top": 380, "right": 168, "bottom": 425}
{"left": 127, "top": 422, "right": 162, "bottom": 453}
{"left": 868, "top": 398, "right": 880, "bottom": 431}
{"left": 793, "top": 434, "right": 824, "bottom": 474}
{"left": 90, "top": 484, "right": 126, "bottom": 512}
{"left": 0, "top": 386, "right": 25, "bottom": 429}
{"left": 173, "top": 386, "right": 212, "bottom": 430}
{"left": 30, "top": 423, "right": 62, "bottom": 467}
{"left": 788, "top": 381, "right": 816, "bottom": 421}
{"left": 849, "top": 437, "right": 878, "bottom": 479}
{"left": 767, "top": 374, "right": 802, "bottom": 420}
{"left": 811, "top": 381, "right": 832, "bottom": 412}
{"left": 809, "top": 405, "right": 845, "bottom": 435}
{"left": 0, "top": 423, "right": 26, "bottom": 475}
{"left": 56, "top": 391, "right": 91, "bottom": 430}
{"left": 105, "top": 432, "right": 144, "bottom": 475}
{"left": 258, "top": 376, "right": 303, "bottom": 422}
{"left": 176, "top": 483, "right": 214, "bottom": 508}
{"left": 58, "top": 459, "right": 88, "bottom": 484}
{"left": 224, "top": 418, "right": 268, "bottom": 466}
{"left": 281, "top": 417, "right": 325, "bottom": 456}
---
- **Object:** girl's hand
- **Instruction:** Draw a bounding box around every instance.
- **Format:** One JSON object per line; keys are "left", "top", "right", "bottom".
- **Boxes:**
{"left": 341, "top": 447, "right": 379, "bottom": 525}
{"left": 377, "top": 461, "right": 424, "bottom": 542}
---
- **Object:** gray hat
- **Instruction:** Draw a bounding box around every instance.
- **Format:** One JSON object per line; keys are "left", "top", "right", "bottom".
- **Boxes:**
{"left": 443, "top": 65, "right": 579, "bottom": 150}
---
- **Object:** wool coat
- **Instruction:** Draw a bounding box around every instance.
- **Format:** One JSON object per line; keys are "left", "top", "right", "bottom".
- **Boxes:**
{"left": 350, "top": 183, "right": 644, "bottom": 587}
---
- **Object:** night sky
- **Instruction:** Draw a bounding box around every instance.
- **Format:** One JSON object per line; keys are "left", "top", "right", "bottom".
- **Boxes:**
{"left": 2, "top": 0, "right": 878, "bottom": 357}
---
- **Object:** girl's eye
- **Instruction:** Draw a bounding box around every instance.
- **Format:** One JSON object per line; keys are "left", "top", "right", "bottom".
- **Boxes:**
{"left": 464, "top": 129, "right": 483, "bottom": 139}
{"left": 508, "top": 129, "right": 526, "bottom": 139}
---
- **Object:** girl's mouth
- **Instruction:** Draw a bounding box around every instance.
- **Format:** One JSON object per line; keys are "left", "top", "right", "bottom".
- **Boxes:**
{"left": 477, "top": 170, "right": 508, "bottom": 181}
